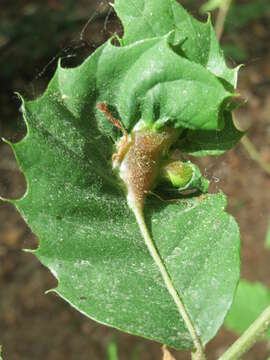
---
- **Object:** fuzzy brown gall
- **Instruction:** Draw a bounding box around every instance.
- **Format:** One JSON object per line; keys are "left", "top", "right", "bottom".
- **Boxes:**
{"left": 97, "top": 102, "right": 180, "bottom": 211}
{"left": 120, "top": 128, "right": 179, "bottom": 211}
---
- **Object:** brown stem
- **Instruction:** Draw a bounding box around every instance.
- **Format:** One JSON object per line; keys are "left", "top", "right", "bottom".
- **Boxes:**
{"left": 162, "top": 345, "right": 176, "bottom": 360}
{"left": 215, "top": 0, "right": 233, "bottom": 41}
{"left": 241, "top": 136, "right": 270, "bottom": 176}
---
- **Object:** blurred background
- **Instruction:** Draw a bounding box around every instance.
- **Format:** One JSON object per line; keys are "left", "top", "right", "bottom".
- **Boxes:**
{"left": 0, "top": 0, "right": 270, "bottom": 359}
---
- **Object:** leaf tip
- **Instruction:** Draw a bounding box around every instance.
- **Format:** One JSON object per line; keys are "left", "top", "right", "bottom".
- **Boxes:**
{"left": 45, "top": 288, "right": 58, "bottom": 295}
{"left": 22, "top": 247, "right": 37, "bottom": 254}
{"left": 205, "top": 11, "right": 212, "bottom": 24}
{"left": 57, "top": 57, "right": 63, "bottom": 71}
{"left": 0, "top": 193, "right": 15, "bottom": 205}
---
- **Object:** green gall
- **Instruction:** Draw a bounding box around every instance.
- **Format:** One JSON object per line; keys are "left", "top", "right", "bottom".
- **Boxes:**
{"left": 162, "top": 161, "right": 193, "bottom": 188}
{"left": 161, "top": 161, "right": 209, "bottom": 193}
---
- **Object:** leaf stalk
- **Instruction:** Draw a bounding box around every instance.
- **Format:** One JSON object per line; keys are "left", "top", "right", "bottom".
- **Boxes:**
{"left": 241, "top": 136, "right": 270, "bottom": 176}
{"left": 218, "top": 305, "right": 270, "bottom": 360}
{"left": 132, "top": 205, "right": 206, "bottom": 360}
{"left": 215, "top": 0, "right": 233, "bottom": 40}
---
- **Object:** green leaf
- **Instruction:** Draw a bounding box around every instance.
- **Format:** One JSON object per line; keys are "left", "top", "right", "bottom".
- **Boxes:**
{"left": 4, "top": 0, "right": 242, "bottom": 351}
{"left": 114, "top": 0, "right": 239, "bottom": 87}
{"left": 8, "top": 71, "right": 240, "bottom": 349}
{"left": 56, "top": 35, "right": 231, "bottom": 133}
{"left": 225, "top": 281, "right": 270, "bottom": 338}
{"left": 177, "top": 111, "right": 244, "bottom": 156}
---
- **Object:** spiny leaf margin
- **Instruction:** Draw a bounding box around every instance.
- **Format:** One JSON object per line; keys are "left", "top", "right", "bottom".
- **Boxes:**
{"left": 2, "top": 0, "right": 242, "bottom": 350}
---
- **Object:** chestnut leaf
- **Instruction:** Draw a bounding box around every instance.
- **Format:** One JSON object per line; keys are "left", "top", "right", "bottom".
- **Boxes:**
{"left": 3, "top": 0, "right": 242, "bottom": 350}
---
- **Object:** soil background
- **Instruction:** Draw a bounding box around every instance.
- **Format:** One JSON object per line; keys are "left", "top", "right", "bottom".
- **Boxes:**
{"left": 0, "top": 1, "right": 270, "bottom": 359}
